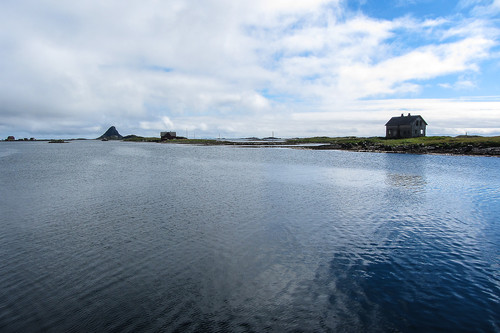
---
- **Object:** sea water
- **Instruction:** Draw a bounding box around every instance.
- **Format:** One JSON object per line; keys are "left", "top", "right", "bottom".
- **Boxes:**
{"left": 0, "top": 141, "right": 498, "bottom": 332}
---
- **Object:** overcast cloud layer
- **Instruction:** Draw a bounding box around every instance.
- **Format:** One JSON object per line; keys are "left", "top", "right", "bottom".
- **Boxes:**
{"left": 1, "top": 0, "right": 500, "bottom": 138}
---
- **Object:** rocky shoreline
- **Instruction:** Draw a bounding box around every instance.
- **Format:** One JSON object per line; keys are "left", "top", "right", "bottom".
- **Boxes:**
{"left": 153, "top": 137, "right": 500, "bottom": 156}
{"left": 305, "top": 141, "right": 500, "bottom": 156}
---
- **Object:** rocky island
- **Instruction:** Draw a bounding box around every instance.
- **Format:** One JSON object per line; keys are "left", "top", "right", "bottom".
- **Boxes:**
{"left": 97, "top": 126, "right": 123, "bottom": 140}
{"left": 156, "top": 136, "right": 500, "bottom": 156}
{"left": 287, "top": 136, "right": 500, "bottom": 156}
{"left": 93, "top": 126, "right": 500, "bottom": 156}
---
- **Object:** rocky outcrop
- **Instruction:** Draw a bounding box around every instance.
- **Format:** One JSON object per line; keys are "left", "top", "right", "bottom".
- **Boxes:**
{"left": 309, "top": 142, "right": 500, "bottom": 156}
{"left": 97, "top": 126, "right": 123, "bottom": 140}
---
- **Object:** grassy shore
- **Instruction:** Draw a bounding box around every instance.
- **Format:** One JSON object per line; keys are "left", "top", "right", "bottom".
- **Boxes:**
{"left": 122, "top": 136, "right": 160, "bottom": 142}
{"left": 122, "top": 135, "right": 500, "bottom": 155}
{"left": 123, "top": 135, "right": 500, "bottom": 147}
{"left": 285, "top": 136, "right": 500, "bottom": 147}
{"left": 285, "top": 136, "right": 500, "bottom": 156}
{"left": 123, "top": 137, "right": 235, "bottom": 145}
{"left": 165, "top": 138, "right": 232, "bottom": 145}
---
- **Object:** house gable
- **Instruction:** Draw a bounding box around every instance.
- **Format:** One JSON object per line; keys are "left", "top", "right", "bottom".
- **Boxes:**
{"left": 385, "top": 114, "right": 427, "bottom": 138}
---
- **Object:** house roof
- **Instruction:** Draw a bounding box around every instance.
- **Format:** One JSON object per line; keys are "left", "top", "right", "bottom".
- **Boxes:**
{"left": 385, "top": 115, "right": 427, "bottom": 126}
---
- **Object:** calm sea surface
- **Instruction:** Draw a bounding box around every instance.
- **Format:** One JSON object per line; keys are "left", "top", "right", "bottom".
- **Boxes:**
{"left": 0, "top": 141, "right": 499, "bottom": 332}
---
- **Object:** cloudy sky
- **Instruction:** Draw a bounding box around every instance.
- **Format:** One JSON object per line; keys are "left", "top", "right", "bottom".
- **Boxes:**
{"left": 1, "top": 0, "right": 500, "bottom": 139}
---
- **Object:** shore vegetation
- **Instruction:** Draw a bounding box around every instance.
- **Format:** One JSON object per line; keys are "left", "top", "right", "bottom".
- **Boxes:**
{"left": 121, "top": 134, "right": 500, "bottom": 155}
{"left": 285, "top": 136, "right": 500, "bottom": 146}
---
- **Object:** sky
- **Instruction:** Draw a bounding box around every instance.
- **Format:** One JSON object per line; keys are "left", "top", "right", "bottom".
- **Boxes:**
{"left": 1, "top": 0, "right": 500, "bottom": 139}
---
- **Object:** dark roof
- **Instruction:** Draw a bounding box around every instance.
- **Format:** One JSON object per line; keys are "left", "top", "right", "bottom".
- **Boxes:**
{"left": 385, "top": 115, "right": 427, "bottom": 126}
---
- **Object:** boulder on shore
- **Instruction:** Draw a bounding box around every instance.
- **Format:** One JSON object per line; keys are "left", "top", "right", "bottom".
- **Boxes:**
{"left": 97, "top": 126, "right": 123, "bottom": 140}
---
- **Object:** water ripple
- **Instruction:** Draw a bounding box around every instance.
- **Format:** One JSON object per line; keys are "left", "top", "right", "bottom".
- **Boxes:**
{"left": 0, "top": 142, "right": 499, "bottom": 332}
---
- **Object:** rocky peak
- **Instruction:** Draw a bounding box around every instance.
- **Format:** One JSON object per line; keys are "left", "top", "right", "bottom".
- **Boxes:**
{"left": 98, "top": 126, "right": 123, "bottom": 140}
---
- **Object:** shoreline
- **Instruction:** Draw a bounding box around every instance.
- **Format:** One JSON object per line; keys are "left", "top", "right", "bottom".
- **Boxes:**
{"left": 172, "top": 138, "right": 500, "bottom": 157}
{"left": 155, "top": 136, "right": 500, "bottom": 157}
{"left": 244, "top": 144, "right": 500, "bottom": 157}
{"left": 299, "top": 143, "right": 500, "bottom": 157}
{"left": 5, "top": 136, "right": 499, "bottom": 156}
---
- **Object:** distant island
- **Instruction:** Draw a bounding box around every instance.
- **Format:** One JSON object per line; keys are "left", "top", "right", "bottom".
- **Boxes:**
{"left": 97, "top": 126, "right": 123, "bottom": 140}
{"left": 122, "top": 134, "right": 500, "bottom": 156}
{"left": 285, "top": 136, "right": 500, "bottom": 156}
{"left": 5, "top": 125, "right": 500, "bottom": 156}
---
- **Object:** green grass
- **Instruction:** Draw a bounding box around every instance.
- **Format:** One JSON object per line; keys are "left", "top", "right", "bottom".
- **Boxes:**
{"left": 161, "top": 138, "right": 232, "bottom": 145}
{"left": 286, "top": 136, "right": 362, "bottom": 144}
{"left": 122, "top": 135, "right": 500, "bottom": 148}
{"left": 122, "top": 136, "right": 160, "bottom": 142}
{"left": 122, "top": 137, "right": 233, "bottom": 144}
{"left": 286, "top": 136, "right": 500, "bottom": 147}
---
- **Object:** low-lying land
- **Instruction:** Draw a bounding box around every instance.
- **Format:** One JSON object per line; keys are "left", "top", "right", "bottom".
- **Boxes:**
{"left": 153, "top": 136, "right": 500, "bottom": 156}
{"left": 287, "top": 136, "right": 500, "bottom": 156}
{"left": 6, "top": 134, "right": 499, "bottom": 155}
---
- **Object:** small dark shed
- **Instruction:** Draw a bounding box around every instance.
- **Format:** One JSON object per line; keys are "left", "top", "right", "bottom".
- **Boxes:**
{"left": 385, "top": 113, "right": 427, "bottom": 138}
{"left": 160, "top": 131, "right": 177, "bottom": 140}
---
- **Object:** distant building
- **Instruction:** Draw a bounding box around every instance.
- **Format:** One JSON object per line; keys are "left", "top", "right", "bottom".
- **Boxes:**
{"left": 160, "top": 131, "right": 177, "bottom": 140}
{"left": 385, "top": 114, "right": 427, "bottom": 138}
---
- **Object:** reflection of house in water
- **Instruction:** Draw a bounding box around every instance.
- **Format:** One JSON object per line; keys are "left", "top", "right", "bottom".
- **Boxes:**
{"left": 386, "top": 173, "right": 426, "bottom": 191}
{"left": 385, "top": 114, "right": 427, "bottom": 138}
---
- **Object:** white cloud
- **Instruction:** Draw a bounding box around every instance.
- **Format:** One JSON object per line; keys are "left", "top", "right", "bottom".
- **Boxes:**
{"left": 332, "top": 36, "right": 492, "bottom": 99}
{"left": 467, "top": 0, "right": 500, "bottom": 15}
{"left": 0, "top": 0, "right": 499, "bottom": 138}
{"left": 291, "top": 97, "right": 500, "bottom": 137}
{"left": 140, "top": 116, "right": 175, "bottom": 131}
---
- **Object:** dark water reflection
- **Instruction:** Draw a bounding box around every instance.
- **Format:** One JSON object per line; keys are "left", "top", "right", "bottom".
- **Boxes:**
{"left": 0, "top": 141, "right": 499, "bottom": 332}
